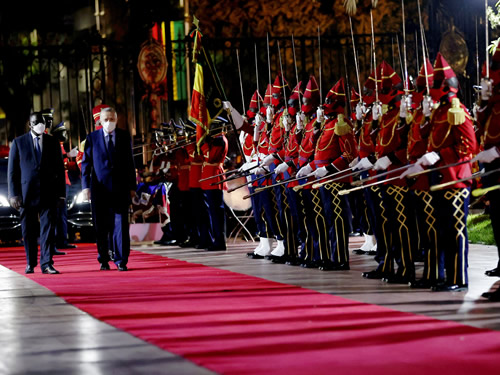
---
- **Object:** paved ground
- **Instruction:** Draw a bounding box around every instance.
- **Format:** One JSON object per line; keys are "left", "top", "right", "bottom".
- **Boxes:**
{"left": 1, "top": 238, "right": 499, "bottom": 374}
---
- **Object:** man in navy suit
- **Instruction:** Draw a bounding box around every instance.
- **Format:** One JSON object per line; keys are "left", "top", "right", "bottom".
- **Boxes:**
{"left": 8, "top": 112, "right": 66, "bottom": 274}
{"left": 81, "top": 107, "right": 136, "bottom": 271}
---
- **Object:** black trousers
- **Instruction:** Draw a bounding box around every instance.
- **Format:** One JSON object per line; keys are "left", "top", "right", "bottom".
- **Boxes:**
{"left": 92, "top": 198, "right": 130, "bottom": 266}
{"left": 20, "top": 205, "right": 56, "bottom": 269}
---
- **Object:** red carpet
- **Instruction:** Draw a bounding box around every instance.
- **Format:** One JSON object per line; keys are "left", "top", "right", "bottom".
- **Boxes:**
{"left": 0, "top": 244, "right": 499, "bottom": 375}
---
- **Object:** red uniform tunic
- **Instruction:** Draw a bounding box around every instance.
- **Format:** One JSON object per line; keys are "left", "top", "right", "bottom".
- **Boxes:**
{"left": 407, "top": 108, "right": 431, "bottom": 190}
{"left": 174, "top": 147, "right": 190, "bottom": 192}
{"left": 427, "top": 100, "right": 476, "bottom": 189}
{"left": 313, "top": 116, "right": 358, "bottom": 184}
{"left": 294, "top": 115, "right": 320, "bottom": 189}
{"left": 186, "top": 143, "right": 204, "bottom": 189}
{"left": 375, "top": 106, "right": 408, "bottom": 187}
{"left": 200, "top": 134, "right": 229, "bottom": 190}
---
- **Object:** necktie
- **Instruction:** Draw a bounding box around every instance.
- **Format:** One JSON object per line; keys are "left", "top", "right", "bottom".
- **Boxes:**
{"left": 107, "top": 134, "right": 115, "bottom": 161}
{"left": 34, "top": 136, "right": 41, "bottom": 163}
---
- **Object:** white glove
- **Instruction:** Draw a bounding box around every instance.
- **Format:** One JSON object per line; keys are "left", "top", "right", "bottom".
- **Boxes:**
{"left": 296, "top": 112, "right": 304, "bottom": 131}
{"left": 222, "top": 101, "right": 232, "bottom": 110}
{"left": 355, "top": 103, "right": 366, "bottom": 121}
{"left": 473, "top": 147, "right": 500, "bottom": 164}
{"left": 296, "top": 164, "right": 313, "bottom": 178}
{"left": 372, "top": 102, "right": 382, "bottom": 121}
{"left": 275, "top": 162, "right": 289, "bottom": 175}
{"left": 254, "top": 167, "right": 267, "bottom": 176}
{"left": 239, "top": 160, "right": 258, "bottom": 172}
{"left": 481, "top": 78, "right": 493, "bottom": 101}
{"left": 266, "top": 106, "right": 274, "bottom": 123}
{"left": 313, "top": 166, "right": 329, "bottom": 178}
{"left": 422, "top": 96, "right": 433, "bottom": 118}
{"left": 262, "top": 154, "right": 276, "bottom": 167}
{"left": 316, "top": 107, "right": 325, "bottom": 123}
{"left": 399, "top": 96, "right": 408, "bottom": 118}
{"left": 417, "top": 151, "right": 440, "bottom": 167}
{"left": 255, "top": 113, "right": 264, "bottom": 125}
{"left": 373, "top": 155, "right": 392, "bottom": 171}
{"left": 282, "top": 114, "right": 290, "bottom": 132}
{"left": 349, "top": 157, "right": 359, "bottom": 168}
{"left": 353, "top": 157, "right": 373, "bottom": 171}
{"left": 67, "top": 147, "right": 79, "bottom": 158}
{"left": 400, "top": 164, "right": 424, "bottom": 179}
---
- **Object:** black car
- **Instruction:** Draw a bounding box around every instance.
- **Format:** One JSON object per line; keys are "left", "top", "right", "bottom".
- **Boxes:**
{"left": 0, "top": 158, "right": 22, "bottom": 244}
{"left": 66, "top": 170, "right": 94, "bottom": 242}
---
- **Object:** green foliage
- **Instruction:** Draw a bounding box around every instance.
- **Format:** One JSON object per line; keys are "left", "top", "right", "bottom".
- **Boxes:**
{"left": 467, "top": 213, "right": 496, "bottom": 245}
{"left": 488, "top": 2, "right": 500, "bottom": 53}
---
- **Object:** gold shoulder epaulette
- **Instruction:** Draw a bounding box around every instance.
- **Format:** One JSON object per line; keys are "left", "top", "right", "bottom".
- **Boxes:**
{"left": 448, "top": 97, "right": 466, "bottom": 125}
{"left": 334, "top": 114, "right": 351, "bottom": 136}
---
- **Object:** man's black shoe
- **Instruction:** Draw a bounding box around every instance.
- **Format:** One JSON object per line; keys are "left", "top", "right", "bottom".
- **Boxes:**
{"left": 384, "top": 273, "right": 415, "bottom": 284}
{"left": 485, "top": 268, "right": 500, "bottom": 277}
{"left": 100, "top": 263, "right": 111, "bottom": 271}
{"left": 362, "top": 270, "right": 388, "bottom": 279}
{"left": 117, "top": 264, "right": 128, "bottom": 271}
{"left": 328, "top": 263, "right": 350, "bottom": 271}
{"left": 179, "top": 240, "right": 196, "bottom": 248}
{"left": 247, "top": 252, "right": 264, "bottom": 259}
{"left": 432, "top": 283, "right": 468, "bottom": 292}
{"left": 286, "top": 258, "right": 302, "bottom": 266}
{"left": 42, "top": 265, "right": 60, "bottom": 274}
{"left": 271, "top": 256, "right": 287, "bottom": 264}
{"left": 206, "top": 246, "right": 226, "bottom": 251}
{"left": 195, "top": 244, "right": 208, "bottom": 249}
{"left": 56, "top": 244, "right": 76, "bottom": 249}
{"left": 352, "top": 249, "right": 366, "bottom": 255}
{"left": 53, "top": 250, "right": 66, "bottom": 256}
{"left": 25, "top": 266, "right": 34, "bottom": 274}
{"left": 410, "top": 278, "right": 435, "bottom": 289}
{"left": 365, "top": 250, "right": 377, "bottom": 256}
{"left": 301, "top": 261, "right": 319, "bottom": 269}
{"left": 488, "top": 289, "right": 500, "bottom": 301}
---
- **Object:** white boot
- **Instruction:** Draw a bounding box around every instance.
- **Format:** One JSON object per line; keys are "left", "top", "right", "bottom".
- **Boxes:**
{"left": 256, "top": 237, "right": 272, "bottom": 256}
{"left": 360, "top": 234, "right": 376, "bottom": 251}
{"left": 252, "top": 238, "right": 264, "bottom": 254}
{"left": 271, "top": 239, "right": 285, "bottom": 257}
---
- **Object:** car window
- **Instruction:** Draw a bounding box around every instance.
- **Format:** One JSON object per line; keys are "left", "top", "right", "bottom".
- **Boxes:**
{"left": 0, "top": 159, "right": 7, "bottom": 184}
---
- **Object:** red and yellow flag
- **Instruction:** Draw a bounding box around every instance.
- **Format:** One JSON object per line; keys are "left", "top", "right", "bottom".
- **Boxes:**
{"left": 189, "top": 62, "right": 210, "bottom": 151}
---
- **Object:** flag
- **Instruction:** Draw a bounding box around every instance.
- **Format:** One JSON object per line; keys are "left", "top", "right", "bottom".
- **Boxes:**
{"left": 189, "top": 62, "right": 210, "bottom": 151}
{"left": 188, "top": 27, "right": 225, "bottom": 152}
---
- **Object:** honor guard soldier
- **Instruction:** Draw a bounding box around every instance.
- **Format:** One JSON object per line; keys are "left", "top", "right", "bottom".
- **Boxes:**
{"left": 370, "top": 61, "right": 417, "bottom": 284}
{"left": 412, "top": 53, "right": 476, "bottom": 291}
{"left": 475, "top": 47, "right": 500, "bottom": 300}
{"left": 295, "top": 76, "right": 329, "bottom": 268}
{"left": 310, "top": 78, "right": 358, "bottom": 270}
{"left": 274, "top": 81, "right": 307, "bottom": 265}
{"left": 200, "top": 124, "right": 229, "bottom": 251}
{"left": 46, "top": 113, "right": 79, "bottom": 252}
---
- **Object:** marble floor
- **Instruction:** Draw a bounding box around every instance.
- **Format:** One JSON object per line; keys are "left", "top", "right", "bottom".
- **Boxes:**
{"left": 1, "top": 237, "right": 499, "bottom": 374}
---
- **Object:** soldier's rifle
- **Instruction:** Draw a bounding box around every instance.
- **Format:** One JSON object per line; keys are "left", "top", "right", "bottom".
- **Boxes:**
{"left": 209, "top": 164, "right": 260, "bottom": 185}
{"left": 198, "top": 168, "right": 239, "bottom": 182}
{"left": 407, "top": 159, "right": 472, "bottom": 179}
{"left": 226, "top": 169, "right": 273, "bottom": 193}
{"left": 338, "top": 175, "right": 401, "bottom": 196}
{"left": 236, "top": 49, "right": 246, "bottom": 116}
{"left": 351, "top": 163, "right": 414, "bottom": 186}
{"left": 417, "top": 0, "right": 430, "bottom": 95}
{"left": 349, "top": 16, "right": 362, "bottom": 103}
{"left": 310, "top": 167, "right": 372, "bottom": 190}
{"left": 430, "top": 167, "right": 500, "bottom": 191}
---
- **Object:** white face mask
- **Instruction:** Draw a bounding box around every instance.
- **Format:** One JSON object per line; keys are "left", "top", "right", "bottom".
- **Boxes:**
{"left": 102, "top": 121, "right": 116, "bottom": 133}
{"left": 32, "top": 123, "right": 45, "bottom": 135}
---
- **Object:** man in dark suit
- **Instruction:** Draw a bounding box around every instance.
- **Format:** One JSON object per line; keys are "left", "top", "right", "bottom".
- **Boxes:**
{"left": 81, "top": 107, "right": 136, "bottom": 271}
{"left": 8, "top": 112, "right": 66, "bottom": 274}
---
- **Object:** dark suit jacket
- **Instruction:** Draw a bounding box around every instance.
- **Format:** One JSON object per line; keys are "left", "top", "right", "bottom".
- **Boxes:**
{"left": 8, "top": 132, "right": 66, "bottom": 208}
{"left": 81, "top": 128, "right": 136, "bottom": 207}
